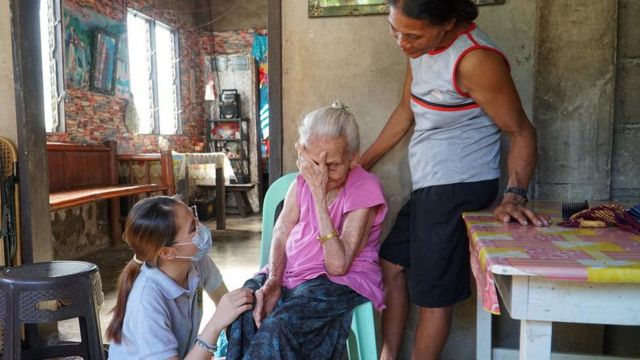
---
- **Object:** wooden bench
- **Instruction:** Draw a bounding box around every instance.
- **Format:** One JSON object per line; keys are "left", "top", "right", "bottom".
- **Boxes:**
{"left": 47, "top": 141, "right": 175, "bottom": 245}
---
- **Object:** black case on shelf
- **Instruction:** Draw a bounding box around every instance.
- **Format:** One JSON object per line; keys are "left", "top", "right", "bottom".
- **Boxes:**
{"left": 219, "top": 89, "right": 240, "bottom": 119}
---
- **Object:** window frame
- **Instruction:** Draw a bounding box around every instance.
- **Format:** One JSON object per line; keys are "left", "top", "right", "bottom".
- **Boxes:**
{"left": 40, "top": 0, "right": 65, "bottom": 133}
{"left": 127, "top": 9, "right": 182, "bottom": 135}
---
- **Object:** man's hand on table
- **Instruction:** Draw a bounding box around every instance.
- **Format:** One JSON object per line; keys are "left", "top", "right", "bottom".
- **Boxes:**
{"left": 494, "top": 194, "right": 550, "bottom": 227}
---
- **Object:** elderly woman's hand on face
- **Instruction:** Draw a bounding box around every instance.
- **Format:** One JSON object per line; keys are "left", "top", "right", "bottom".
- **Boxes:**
{"left": 295, "top": 143, "right": 328, "bottom": 200}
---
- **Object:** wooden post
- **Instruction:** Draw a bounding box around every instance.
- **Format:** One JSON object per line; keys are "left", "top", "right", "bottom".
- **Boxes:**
{"left": 160, "top": 150, "right": 175, "bottom": 195}
{"left": 105, "top": 141, "right": 122, "bottom": 246}
{"left": 215, "top": 165, "right": 225, "bottom": 230}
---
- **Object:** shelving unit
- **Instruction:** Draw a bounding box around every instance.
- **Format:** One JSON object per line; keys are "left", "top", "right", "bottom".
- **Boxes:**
{"left": 206, "top": 118, "right": 250, "bottom": 184}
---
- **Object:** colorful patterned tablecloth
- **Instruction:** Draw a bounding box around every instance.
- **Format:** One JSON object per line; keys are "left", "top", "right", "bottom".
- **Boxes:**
{"left": 464, "top": 202, "right": 640, "bottom": 314}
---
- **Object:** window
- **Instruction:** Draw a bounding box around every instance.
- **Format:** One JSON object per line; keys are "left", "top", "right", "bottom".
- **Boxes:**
{"left": 39, "top": 0, "right": 65, "bottom": 133}
{"left": 127, "top": 10, "right": 181, "bottom": 135}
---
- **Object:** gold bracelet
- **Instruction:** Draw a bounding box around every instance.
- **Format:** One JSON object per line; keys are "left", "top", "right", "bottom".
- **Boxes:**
{"left": 317, "top": 231, "right": 337, "bottom": 244}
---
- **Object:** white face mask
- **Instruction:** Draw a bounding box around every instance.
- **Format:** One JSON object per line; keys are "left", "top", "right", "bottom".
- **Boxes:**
{"left": 174, "top": 222, "right": 212, "bottom": 262}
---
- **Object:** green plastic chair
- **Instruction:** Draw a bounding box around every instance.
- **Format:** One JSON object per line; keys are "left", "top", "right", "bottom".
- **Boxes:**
{"left": 259, "top": 172, "right": 378, "bottom": 360}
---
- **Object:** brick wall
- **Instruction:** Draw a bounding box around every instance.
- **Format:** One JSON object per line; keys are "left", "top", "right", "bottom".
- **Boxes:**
{"left": 48, "top": 0, "right": 206, "bottom": 154}
{"left": 199, "top": 28, "right": 265, "bottom": 56}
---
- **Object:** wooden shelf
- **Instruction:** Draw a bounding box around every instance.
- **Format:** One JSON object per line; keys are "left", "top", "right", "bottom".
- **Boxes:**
{"left": 206, "top": 117, "right": 250, "bottom": 184}
{"left": 208, "top": 118, "right": 242, "bottom": 122}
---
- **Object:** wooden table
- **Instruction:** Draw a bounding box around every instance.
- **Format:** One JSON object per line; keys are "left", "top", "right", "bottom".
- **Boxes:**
{"left": 173, "top": 152, "right": 235, "bottom": 230}
{"left": 464, "top": 202, "right": 640, "bottom": 360}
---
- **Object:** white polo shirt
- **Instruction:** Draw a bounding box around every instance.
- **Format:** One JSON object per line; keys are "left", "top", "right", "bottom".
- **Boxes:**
{"left": 108, "top": 257, "right": 222, "bottom": 359}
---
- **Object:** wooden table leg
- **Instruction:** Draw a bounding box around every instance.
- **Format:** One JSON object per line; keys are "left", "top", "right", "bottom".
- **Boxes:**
{"left": 109, "top": 198, "right": 123, "bottom": 246}
{"left": 232, "top": 192, "right": 247, "bottom": 217}
{"left": 519, "top": 320, "right": 551, "bottom": 360}
{"left": 476, "top": 295, "right": 492, "bottom": 360}
{"left": 215, "top": 167, "right": 225, "bottom": 230}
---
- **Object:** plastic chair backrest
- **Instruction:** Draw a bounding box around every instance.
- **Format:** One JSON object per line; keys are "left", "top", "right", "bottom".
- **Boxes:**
{"left": 259, "top": 172, "right": 378, "bottom": 359}
{"left": 260, "top": 172, "right": 298, "bottom": 267}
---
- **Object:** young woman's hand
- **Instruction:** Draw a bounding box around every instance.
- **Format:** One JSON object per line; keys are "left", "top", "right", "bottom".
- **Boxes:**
{"left": 188, "top": 289, "right": 253, "bottom": 360}
{"left": 253, "top": 276, "right": 281, "bottom": 328}
{"left": 295, "top": 142, "right": 328, "bottom": 200}
{"left": 209, "top": 288, "right": 254, "bottom": 331}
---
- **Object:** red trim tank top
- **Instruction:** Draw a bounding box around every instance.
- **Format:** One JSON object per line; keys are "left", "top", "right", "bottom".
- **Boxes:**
{"left": 408, "top": 23, "right": 508, "bottom": 190}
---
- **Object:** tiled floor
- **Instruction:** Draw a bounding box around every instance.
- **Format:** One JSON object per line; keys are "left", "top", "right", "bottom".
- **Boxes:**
{"left": 57, "top": 214, "right": 262, "bottom": 344}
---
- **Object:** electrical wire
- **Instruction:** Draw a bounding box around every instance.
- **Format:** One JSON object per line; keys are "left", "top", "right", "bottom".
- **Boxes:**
{"left": 123, "top": 0, "right": 243, "bottom": 29}
{"left": 137, "top": 5, "right": 215, "bottom": 14}
{"left": 183, "top": 2, "right": 242, "bottom": 31}
{"left": 145, "top": 4, "right": 221, "bottom": 13}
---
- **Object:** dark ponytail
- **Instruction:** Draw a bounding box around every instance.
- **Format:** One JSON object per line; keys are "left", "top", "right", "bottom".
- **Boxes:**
{"left": 388, "top": 0, "right": 478, "bottom": 25}
{"left": 105, "top": 260, "right": 142, "bottom": 344}
{"left": 105, "top": 196, "right": 179, "bottom": 344}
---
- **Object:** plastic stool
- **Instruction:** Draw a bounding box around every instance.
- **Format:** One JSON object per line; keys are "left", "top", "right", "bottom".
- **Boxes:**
{"left": 0, "top": 261, "right": 105, "bottom": 359}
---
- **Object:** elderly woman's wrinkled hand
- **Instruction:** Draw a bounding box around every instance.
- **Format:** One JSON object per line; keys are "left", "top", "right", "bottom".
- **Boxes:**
{"left": 253, "top": 276, "right": 281, "bottom": 328}
{"left": 295, "top": 143, "right": 328, "bottom": 199}
{"left": 494, "top": 198, "right": 550, "bottom": 227}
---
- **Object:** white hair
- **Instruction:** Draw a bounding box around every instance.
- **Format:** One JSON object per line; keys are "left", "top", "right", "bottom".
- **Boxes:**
{"left": 298, "top": 101, "right": 360, "bottom": 154}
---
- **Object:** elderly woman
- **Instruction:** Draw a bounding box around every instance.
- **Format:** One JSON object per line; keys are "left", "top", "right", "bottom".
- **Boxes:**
{"left": 226, "top": 102, "right": 388, "bottom": 359}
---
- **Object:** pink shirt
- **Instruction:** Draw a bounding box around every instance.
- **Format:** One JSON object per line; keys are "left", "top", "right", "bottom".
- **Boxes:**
{"left": 280, "top": 166, "right": 388, "bottom": 310}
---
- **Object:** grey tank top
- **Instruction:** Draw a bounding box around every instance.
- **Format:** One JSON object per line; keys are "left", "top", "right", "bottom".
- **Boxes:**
{"left": 409, "top": 23, "right": 505, "bottom": 190}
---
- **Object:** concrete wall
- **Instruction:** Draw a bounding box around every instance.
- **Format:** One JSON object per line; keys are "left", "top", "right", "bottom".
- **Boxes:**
{"left": 0, "top": 0, "right": 17, "bottom": 144}
{"left": 534, "top": 0, "right": 618, "bottom": 201}
{"left": 209, "top": 0, "right": 267, "bottom": 31}
{"left": 612, "top": 0, "right": 640, "bottom": 203}
{"left": 477, "top": 0, "right": 537, "bottom": 117}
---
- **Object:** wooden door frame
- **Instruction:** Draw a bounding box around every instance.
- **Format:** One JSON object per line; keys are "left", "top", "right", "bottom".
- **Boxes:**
{"left": 10, "top": 0, "right": 53, "bottom": 264}
{"left": 267, "top": 0, "right": 282, "bottom": 185}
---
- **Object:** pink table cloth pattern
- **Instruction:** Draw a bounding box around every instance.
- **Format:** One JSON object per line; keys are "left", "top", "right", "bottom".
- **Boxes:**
{"left": 464, "top": 202, "right": 640, "bottom": 315}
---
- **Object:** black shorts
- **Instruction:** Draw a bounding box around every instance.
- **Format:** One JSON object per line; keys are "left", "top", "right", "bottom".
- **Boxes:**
{"left": 379, "top": 179, "right": 498, "bottom": 307}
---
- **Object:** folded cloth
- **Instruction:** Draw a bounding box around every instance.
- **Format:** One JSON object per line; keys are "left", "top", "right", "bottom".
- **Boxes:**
{"left": 559, "top": 203, "right": 640, "bottom": 234}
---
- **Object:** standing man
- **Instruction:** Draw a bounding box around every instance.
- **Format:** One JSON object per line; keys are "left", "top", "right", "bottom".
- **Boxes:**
{"left": 360, "top": 0, "right": 550, "bottom": 359}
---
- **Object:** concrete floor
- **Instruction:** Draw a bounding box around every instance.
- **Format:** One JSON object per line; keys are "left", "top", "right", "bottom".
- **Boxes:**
{"left": 57, "top": 214, "right": 262, "bottom": 345}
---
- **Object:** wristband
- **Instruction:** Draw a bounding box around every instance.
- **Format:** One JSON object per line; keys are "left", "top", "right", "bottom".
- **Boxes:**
{"left": 317, "top": 231, "right": 337, "bottom": 244}
{"left": 194, "top": 336, "right": 217, "bottom": 354}
{"left": 503, "top": 187, "right": 528, "bottom": 202}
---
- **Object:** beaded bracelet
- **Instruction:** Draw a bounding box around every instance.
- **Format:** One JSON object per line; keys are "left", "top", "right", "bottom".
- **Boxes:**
{"left": 194, "top": 336, "right": 217, "bottom": 354}
{"left": 317, "top": 231, "right": 337, "bottom": 245}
